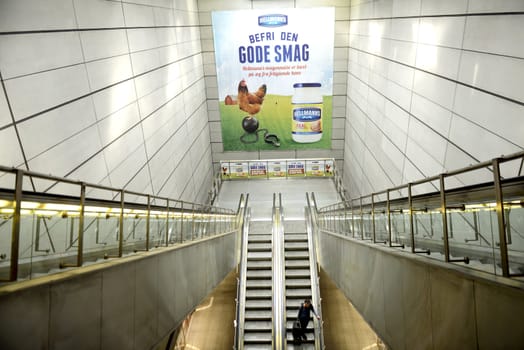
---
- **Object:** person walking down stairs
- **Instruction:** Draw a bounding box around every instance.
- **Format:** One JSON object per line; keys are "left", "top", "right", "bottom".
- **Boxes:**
{"left": 297, "top": 298, "right": 320, "bottom": 342}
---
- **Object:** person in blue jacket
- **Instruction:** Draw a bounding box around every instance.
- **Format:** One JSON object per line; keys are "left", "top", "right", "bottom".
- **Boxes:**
{"left": 297, "top": 298, "right": 320, "bottom": 341}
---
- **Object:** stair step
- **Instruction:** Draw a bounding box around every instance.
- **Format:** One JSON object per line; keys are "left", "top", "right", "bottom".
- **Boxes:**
{"left": 285, "top": 288, "right": 312, "bottom": 298}
{"left": 246, "top": 280, "right": 272, "bottom": 288}
{"left": 245, "top": 344, "right": 275, "bottom": 350}
{"left": 284, "top": 242, "right": 308, "bottom": 250}
{"left": 245, "top": 310, "right": 272, "bottom": 320}
{"left": 285, "top": 233, "right": 307, "bottom": 241}
{"left": 248, "top": 243, "right": 272, "bottom": 251}
{"left": 249, "top": 230, "right": 272, "bottom": 236}
{"left": 246, "top": 290, "right": 272, "bottom": 298}
{"left": 247, "top": 270, "right": 272, "bottom": 279}
{"left": 285, "top": 251, "right": 309, "bottom": 259}
{"left": 245, "top": 300, "right": 273, "bottom": 309}
{"left": 285, "top": 269, "right": 310, "bottom": 277}
{"left": 245, "top": 320, "right": 272, "bottom": 330}
{"left": 249, "top": 234, "right": 272, "bottom": 241}
{"left": 244, "top": 332, "right": 272, "bottom": 342}
{"left": 285, "top": 278, "right": 311, "bottom": 287}
{"left": 285, "top": 260, "right": 309, "bottom": 268}
{"left": 286, "top": 344, "right": 316, "bottom": 350}
{"left": 247, "top": 261, "right": 272, "bottom": 269}
{"left": 248, "top": 251, "right": 272, "bottom": 260}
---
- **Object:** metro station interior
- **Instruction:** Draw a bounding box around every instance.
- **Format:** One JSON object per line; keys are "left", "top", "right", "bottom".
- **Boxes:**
{"left": 0, "top": 1, "right": 523, "bottom": 349}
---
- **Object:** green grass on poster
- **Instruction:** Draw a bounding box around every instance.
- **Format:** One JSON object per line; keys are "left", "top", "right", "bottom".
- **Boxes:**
{"left": 219, "top": 95, "right": 332, "bottom": 151}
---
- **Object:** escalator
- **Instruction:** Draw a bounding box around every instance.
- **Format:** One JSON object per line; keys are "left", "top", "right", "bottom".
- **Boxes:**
{"left": 243, "top": 220, "right": 273, "bottom": 348}
{"left": 235, "top": 193, "right": 323, "bottom": 349}
{"left": 284, "top": 221, "right": 316, "bottom": 349}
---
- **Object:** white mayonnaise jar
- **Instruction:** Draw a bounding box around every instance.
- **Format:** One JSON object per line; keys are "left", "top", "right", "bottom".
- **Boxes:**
{"left": 291, "top": 83, "right": 322, "bottom": 143}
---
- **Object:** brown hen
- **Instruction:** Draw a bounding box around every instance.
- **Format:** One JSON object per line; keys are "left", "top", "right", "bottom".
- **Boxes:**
{"left": 238, "top": 79, "right": 266, "bottom": 115}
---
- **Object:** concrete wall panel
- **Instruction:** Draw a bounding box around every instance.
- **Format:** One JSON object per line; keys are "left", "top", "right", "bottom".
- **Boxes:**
{"left": 319, "top": 230, "right": 524, "bottom": 350}
{"left": 49, "top": 273, "right": 103, "bottom": 350}
{"left": 0, "top": 232, "right": 237, "bottom": 350}
{"left": 101, "top": 263, "right": 135, "bottom": 350}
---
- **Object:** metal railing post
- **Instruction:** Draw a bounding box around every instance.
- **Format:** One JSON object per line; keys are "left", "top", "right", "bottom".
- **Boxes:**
{"left": 493, "top": 158, "right": 510, "bottom": 277}
{"left": 440, "top": 175, "right": 451, "bottom": 262}
{"left": 77, "top": 183, "right": 85, "bottom": 266}
{"left": 9, "top": 169, "right": 24, "bottom": 281}
{"left": 146, "top": 195, "right": 150, "bottom": 251}
{"left": 180, "top": 202, "right": 185, "bottom": 242}
{"left": 359, "top": 197, "right": 364, "bottom": 240}
{"left": 371, "top": 193, "right": 376, "bottom": 242}
{"left": 118, "top": 190, "right": 124, "bottom": 257}
{"left": 409, "top": 184, "right": 429, "bottom": 255}
{"left": 165, "top": 199, "right": 170, "bottom": 246}
{"left": 351, "top": 200, "right": 355, "bottom": 238}
{"left": 191, "top": 203, "right": 195, "bottom": 240}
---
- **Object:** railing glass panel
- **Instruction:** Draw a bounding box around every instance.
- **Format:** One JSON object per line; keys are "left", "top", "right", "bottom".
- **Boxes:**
{"left": 317, "top": 151, "right": 524, "bottom": 278}
{"left": 0, "top": 166, "right": 238, "bottom": 283}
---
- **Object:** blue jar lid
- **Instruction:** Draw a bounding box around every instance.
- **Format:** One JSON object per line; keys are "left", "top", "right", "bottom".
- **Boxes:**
{"left": 293, "top": 83, "right": 321, "bottom": 88}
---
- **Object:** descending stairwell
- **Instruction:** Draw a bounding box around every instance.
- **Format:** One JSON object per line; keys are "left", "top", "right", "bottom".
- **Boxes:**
{"left": 243, "top": 221, "right": 273, "bottom": 349}
{"left": 284, "top": 220, "right": 316, "bottom": 349}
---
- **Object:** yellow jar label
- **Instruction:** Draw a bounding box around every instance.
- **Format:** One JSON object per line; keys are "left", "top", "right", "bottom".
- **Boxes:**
{"left": 292, "top": 106, "right": 322, "bottom": 135}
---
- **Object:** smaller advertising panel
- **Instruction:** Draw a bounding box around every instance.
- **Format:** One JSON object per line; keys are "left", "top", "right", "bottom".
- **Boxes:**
{"left": 249, "top": 161, "right": 268, "bottom": 179}
{"left": 268, "top": 161, "right": 287, "bottom": 178}
{"left": 287, "top": 160, "right": 306, "bottom": 177}
{"left": 230, "top": 162, "right": 249, "bottom": 179}
{"left": 306, "top": 160, "right": 325, "bottom": 177}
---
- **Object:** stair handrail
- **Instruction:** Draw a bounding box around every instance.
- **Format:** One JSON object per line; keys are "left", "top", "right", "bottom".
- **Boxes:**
{"left": 316, "top": 150, "right": 524, "bottom": 278}
{"left": 0, "top": 166, "right": 237, "bottom": 283}
{"left": 233, "top": 194, "right": 250, "bottom": 350}
{"left": 306, "top": 192, "right": 325, "bottom": 350}
{"left": 272, "top": 193, "right": 287, "bottom": 349}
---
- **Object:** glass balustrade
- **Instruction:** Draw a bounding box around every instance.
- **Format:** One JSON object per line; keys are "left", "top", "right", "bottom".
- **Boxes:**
{"left": 317, "top": 151, "right": 524, "bottom": 278}
{"left": 0, "top": 167, "right": 238, "bottom": 283}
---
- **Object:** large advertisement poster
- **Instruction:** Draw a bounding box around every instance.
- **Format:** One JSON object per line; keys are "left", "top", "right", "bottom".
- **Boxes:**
{"left": 212, "top": 8, "right": 335, "bottom": 151}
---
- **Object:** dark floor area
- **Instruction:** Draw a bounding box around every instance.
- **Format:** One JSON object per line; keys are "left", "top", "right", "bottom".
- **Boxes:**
{"left": 173, "top": 267, "right": 387, "bottom": 349}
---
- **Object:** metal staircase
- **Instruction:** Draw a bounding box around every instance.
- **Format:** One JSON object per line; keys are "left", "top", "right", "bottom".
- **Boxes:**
{"left": 284, "top": 221, "right": 316, "bottom": 349}
{"left": 243, "top": 221, "right": 273, "bottom": 349}
{"left": 235, "top": 193, "right": 323, "bottom": 350}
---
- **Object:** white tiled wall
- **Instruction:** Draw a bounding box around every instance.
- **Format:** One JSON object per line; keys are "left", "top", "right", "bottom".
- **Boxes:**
{"left": 1, "top": 0, "right": 522, "bottom": 205}
{"left": 344, "top": 0, "right": 524, "bottom": 198}
{"left": 0, "top": 0, "right": 212, "bottom": 204}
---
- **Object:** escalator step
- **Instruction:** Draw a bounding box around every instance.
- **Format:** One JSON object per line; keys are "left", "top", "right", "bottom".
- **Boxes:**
{"left": 286, "top": 288, "right": 313, "bottom": 298}
{"left": 244, "top": 344, "right": 274, "bottom": 350}
{"left": 285, "top": 260, "right": 309, "bottom": 268}
{"left": 244, "top": 320, "right": 272, "bottom": 329}
{"left": 285, "top": 269, "right": 310, "bottom": 277}
{"left": 285, "top": 251, "right": 309, "bottom": 259}
{"left": 246, "top": 280, "right": 272, "bottom": 288}
{"left": 247, "top": 252, "right": 272, "bottom": 260}
{"left": 246, "top": 290, "right": 272, "bottom": 298}
{"left": 284, "top": 242, "right": 308, "bottom": 250}
{"left": 249, "top": 235, "right": 272, "bottom": 242}
{"left": 247, "top": 270, "right": 272, "bottom": 278}
{"left": 244, "top": 331, "right": 272, "bottom": 342}
{"left": 245, "top": 310, "right": 272, "bottom": 319}
{"left": 248, "top": 243, "right": 272, "bottom": 251}
{"left": 245, "top": 300, "right": 273, "bottom": 309}
{"left": 285, "top": 278, "right": 311, "bottom": 286}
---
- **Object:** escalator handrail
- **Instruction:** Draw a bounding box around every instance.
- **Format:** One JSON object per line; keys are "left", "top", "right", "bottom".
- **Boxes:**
{"left": 234, "top": 194, "right": 249, "bottom": 350}
{"left": 272, "top": 193, "right": 287, "bottom": 349}
{"left": 306, "top": 192, "right": 325, "bottom": 350}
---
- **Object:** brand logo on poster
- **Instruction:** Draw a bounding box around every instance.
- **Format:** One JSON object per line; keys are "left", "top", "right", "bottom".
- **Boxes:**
{"left": 258, "top": 14, "right": 288, "bottom": 27}
{"left": 212, "top": 8, "right": 334, "bottom": 152}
